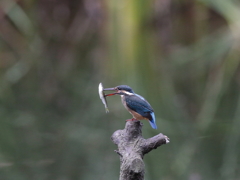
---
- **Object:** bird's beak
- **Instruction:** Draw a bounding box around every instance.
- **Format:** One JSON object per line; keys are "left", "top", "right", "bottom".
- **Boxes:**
{"left": 103, "top": 87, "right": 116, "bottom": 91}
{"left": 103, "top": 87, "right": 120, "bottom": 96}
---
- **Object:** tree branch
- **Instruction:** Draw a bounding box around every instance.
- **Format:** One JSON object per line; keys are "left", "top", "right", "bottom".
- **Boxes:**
{"left": 111, "top": 120, "right": 170, "bottom": 180}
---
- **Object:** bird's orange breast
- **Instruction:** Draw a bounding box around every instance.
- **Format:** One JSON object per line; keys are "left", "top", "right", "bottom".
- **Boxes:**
{"left": 128, "top": 109, "right": 146, "bottom": 120}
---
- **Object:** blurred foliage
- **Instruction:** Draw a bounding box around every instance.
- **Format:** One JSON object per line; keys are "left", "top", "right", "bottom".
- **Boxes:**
{"left": 0, "top": 0, "right": 240, "bottom": 180}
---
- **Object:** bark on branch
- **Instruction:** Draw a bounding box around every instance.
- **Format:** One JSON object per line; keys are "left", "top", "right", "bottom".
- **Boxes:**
{"left": 111, "top": 120, "right": 170, "bottom": 180}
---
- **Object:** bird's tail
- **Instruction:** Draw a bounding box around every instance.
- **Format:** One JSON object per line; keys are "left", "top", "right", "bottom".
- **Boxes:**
{"left": 149, "top": 112, "right": 157, "bottom": 129}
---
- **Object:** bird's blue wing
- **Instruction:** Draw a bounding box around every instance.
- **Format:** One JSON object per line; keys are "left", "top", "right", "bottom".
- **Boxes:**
{"left": 125, "top": 95, "right": 157, "bottom": 129}
{"left": 125, "top": 95, "right": 153, "bottom": 113}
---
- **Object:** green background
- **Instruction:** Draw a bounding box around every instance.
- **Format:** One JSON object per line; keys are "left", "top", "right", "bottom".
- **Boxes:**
{"left": 0, "top": 0, "right": 240, "bottom": 179}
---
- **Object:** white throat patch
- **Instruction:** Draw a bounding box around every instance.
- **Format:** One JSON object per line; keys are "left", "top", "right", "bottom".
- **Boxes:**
{"left": 122, "top": 90, "right": 134, "bottom": 95}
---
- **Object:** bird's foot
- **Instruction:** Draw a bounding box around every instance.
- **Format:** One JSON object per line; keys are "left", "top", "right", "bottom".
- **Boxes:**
{"left": 126, "top": 118, "right": 137, "bottom": 122}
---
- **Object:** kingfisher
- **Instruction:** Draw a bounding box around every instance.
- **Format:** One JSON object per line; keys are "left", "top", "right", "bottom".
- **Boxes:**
{"left": 103, "top": 85, "right": 157, "bottom": 129}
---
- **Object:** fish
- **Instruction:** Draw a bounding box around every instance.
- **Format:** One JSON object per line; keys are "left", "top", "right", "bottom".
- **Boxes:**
{"left": 98, "top": 83, "right": 109, "bottom": 113}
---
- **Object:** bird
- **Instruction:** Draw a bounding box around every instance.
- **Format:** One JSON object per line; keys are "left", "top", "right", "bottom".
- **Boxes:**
{"left": 103, "top": 85, "right": 157, "bottom": 129}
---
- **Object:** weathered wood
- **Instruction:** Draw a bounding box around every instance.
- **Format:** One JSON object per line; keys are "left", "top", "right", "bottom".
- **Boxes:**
{"left": 111, "top": 120, "right": 169, "bottom": 180}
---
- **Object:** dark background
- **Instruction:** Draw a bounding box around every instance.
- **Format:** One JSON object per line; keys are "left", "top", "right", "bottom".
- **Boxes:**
{"left": 0, "top": 0, "right": 240, "bottom": 179}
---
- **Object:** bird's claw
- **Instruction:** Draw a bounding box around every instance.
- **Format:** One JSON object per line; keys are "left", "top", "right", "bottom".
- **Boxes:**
{"left": 126, "top": 118, "right": 137, "bottom": 122}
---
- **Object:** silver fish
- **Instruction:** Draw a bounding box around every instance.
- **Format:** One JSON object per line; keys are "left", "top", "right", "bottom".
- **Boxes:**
{"left": 98, "top": 83, "right": 109, "bottom": 113}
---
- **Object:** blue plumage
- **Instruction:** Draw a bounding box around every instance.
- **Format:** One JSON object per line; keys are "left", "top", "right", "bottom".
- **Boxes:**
{"left": 125, "top": 95, "right": 157, "bottom": 129}
{"left": 149, "top": 112, "right": 157, "bottom": 129}
{"left": 104, "top": 85, "right": 158, "bottom": 129}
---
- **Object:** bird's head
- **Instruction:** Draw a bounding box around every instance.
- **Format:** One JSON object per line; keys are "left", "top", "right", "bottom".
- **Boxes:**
{"left": 104, "top": 85, "right": 134, "bottom": 97}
